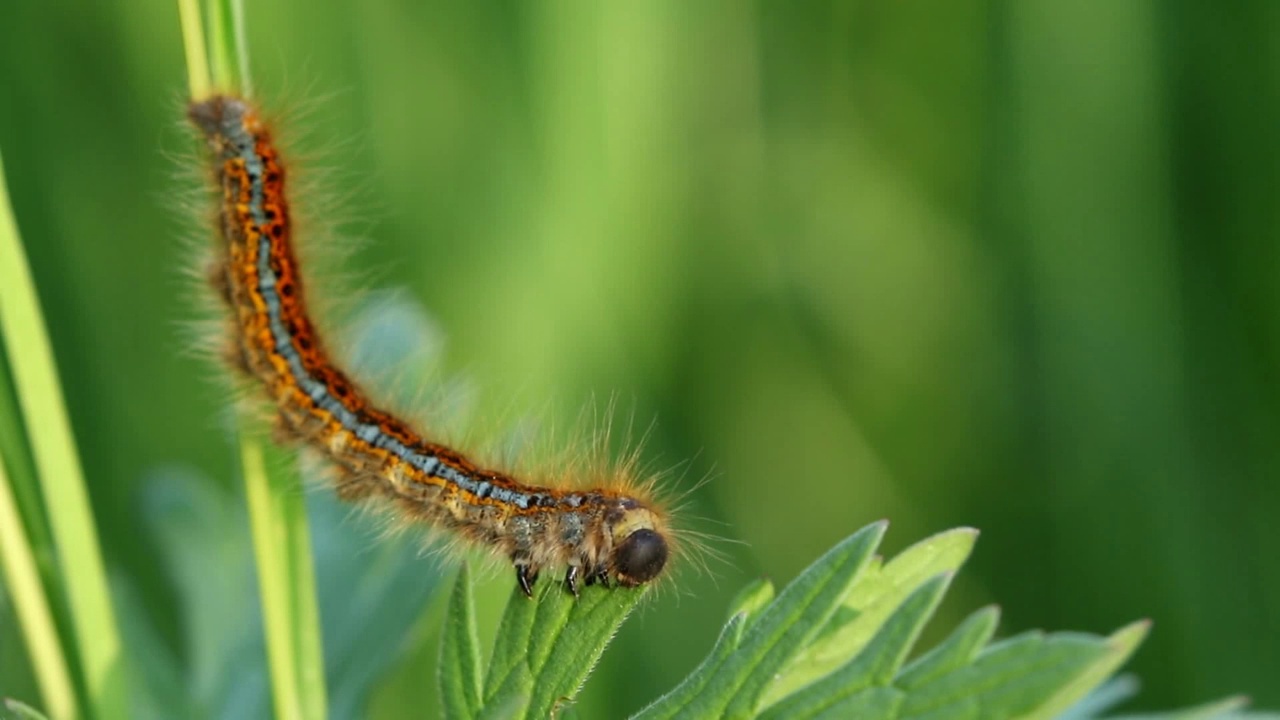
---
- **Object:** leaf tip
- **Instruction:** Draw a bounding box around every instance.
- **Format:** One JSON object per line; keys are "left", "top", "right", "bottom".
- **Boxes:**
{"left": 1106, "top": 619, "right": 1152, "bottom": 654}
{"left": 866, "top": 519, "right": 890, "bottom": 540}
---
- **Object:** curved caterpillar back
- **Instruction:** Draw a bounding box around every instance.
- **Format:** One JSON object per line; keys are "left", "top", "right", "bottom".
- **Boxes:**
{"left": 188, "top": 93, "right": 672, "bottom": 596}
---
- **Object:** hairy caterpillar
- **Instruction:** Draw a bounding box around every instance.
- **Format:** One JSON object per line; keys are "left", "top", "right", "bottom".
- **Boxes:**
{"left": 188, "top": 93, "right": 672, "bottom": 597}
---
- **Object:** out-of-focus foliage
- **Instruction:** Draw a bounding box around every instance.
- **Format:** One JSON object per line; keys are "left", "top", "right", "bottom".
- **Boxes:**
{"left": 0, "top": 1, "right": 1276, "bottom": 717}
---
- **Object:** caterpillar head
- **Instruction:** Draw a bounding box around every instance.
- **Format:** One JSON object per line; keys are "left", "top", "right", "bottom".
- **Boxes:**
{"left": 608, "top": 501, "right": 670, "bottom": 586}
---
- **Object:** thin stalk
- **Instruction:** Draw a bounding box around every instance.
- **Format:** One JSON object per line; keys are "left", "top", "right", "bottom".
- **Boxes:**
{"left": 0, "top": 144, "right": 125, "bottom": 717}
{"left": 0, "top": 457, "right": 77, "bottom": 720}
{"left": 176, "top": 1, "right": 328, "bottom": 717}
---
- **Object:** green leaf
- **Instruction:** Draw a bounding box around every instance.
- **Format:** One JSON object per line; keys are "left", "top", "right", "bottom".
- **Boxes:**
{"left": 722, "top": 578, "right": 776, "bottom": 649}
{"left": 766, "top": 527, "right": 979, "bottom": 704}
{"left": 1058, "top": 676, "right": 1140, "bottom": 720}
{"left": 897, "top": 606, "right": 1001, "bottom": 691}
{"left": 308, "top": 488, "right": 444, "bottom": 717}
{"left": 636, "top": 520, "right": 887, "bottom": 720}
{"left": 810, "top": 686, "right": 904, "bottom": 720}
{"left": 440, "top": 563, "right": 484, "bottom": 720}
{"left": 1025, "top": 620, "right": 1150, "bottom": 720}
{"left": 727, "top": 577, "right": 776, "bottom": 627}
{"left": 629, "top": 524, "right": 1248, "bottom": 720}
{"left": 482, "top": 576, "right": 646, "bottom": 719}
{"left": 898, "top": 631, "right": 1109, "bottom": 719}
{"left": 131, "top": 468, "right": 265, "bottom": 719}
{"left": 629, "top": 613, "right": 750, "bottom": 720}
{"left": 758, "top": 573, "right": 952, "bottom": 720}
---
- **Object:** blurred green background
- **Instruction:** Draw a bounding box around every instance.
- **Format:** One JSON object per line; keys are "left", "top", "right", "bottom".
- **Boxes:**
{"left": 2, "top": 0, "right": 1277, "bottom": 716}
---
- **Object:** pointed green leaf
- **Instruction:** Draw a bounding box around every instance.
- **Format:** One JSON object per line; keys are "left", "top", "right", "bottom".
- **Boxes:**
{"left": 812, "top": 687, "right": 904, "bottom": 720}
{"left": 1056, "top": 676, "right": 1140, "bottom": 720}
{"left": 898, "top": 606, "right": 1001, "bottom": 690}
{"left": 440, "top": 564, "right": 484, "bottom": 720}
{"left": 759, "top": 573, "right": 952, "bottom": 720}
{"left": 652, "top": 521, "right": 887, "bottom": 720}
{"left": 727, "top": 577, "right": 775, "bottom": 626}
{"left": 766, "top": 527, "right": 978, "bottom": 703}
{"left": 629, "top": 613, "right": 749, "bottom": 720}
{"left": 482, "top": 578, "right": 645, "bottom": 719}
{"left": 1021, "top": 621, "right": 1149, "bottom": 720}
{"left": 899, "top": 631, "right": 1109, "bottom": 719}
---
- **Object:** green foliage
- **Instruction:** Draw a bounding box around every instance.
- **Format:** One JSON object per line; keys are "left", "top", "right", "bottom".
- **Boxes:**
{"left": 437, "top": 523, "right": 1272, "bottom": 720}
{"left": 440, "top": 563, "right": 483, "bottom": 719}
{"left": 438, "top": 563, "right": 646, "bottom": 720}
{"left": 0, "top": 131, "right": 122, "bottom": 718}
{"left": 109, "top": 466, "right": 444, "bottom": 719}
{"left": 3, "top": 1, "right": 1279, "bottom": 718}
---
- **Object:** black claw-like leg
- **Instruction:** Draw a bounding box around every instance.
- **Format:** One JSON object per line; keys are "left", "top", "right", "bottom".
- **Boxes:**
{"left": 516, "top": 565, "right": 539, "bottom": 598}
{"left": 585, "top": 567, "right": 611, "bottom": 588}
{"left": 564, "top": 566, "right": 581, "bottom": 597}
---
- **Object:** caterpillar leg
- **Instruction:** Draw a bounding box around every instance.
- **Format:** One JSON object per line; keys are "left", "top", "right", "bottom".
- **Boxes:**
{"left": 585, "top": 566, "right": 611, "bottom": 588}
{"left": 516, "top": 564, "right": 539, "bottom": 598}
{"left": 564, "top": 566, "right": 581, "bottom": 597}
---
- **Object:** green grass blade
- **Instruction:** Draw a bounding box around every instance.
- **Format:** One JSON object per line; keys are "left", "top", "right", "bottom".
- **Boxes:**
{"left": 178, "top": 1, "right": 328, "bottom": 716}
{"left": 0, "top": 335, "right": 62, "bottom": 613}
{"left": 439, "top": 563, "right": 483, "bottom": 720}
{"left": 176, "top": 0, "right": 210, "bottom": 99}
{"left": 203, "top": 0, "right": 249, "bottom": 94}
{"left": 0, "top": 315, "right": 80, "bottom": 718}
{"left": 0, "top": 457, "right": 77, "bottom": 720}
{"left": 241, "top": 438, "right": 328, "bottom": 720}
{"left": 0, "top": 143, "right": 126, "bottom": 719}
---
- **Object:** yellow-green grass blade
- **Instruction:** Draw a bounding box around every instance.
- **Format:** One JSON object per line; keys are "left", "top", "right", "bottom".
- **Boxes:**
{"left": 241, "top": 438, "right": 328, "bottom": 720}
{"left": 178, "top": 0, "right": 329, "bottom": 715}
{"left": 0, "top": 450, "right": 77, "bottom": 720}
{"left": 176, "top": 0, "right": 210, "bottom": 99}
{"left": 203, "top": 0, "right": 249, "bottom": 96}
{"left": 0, "top": 147, "right": 126, "bottom": 716}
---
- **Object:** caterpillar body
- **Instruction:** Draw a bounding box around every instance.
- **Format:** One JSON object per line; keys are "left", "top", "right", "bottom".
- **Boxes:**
{"left": 188, "top": 94, "right": 671, "bottom": 596}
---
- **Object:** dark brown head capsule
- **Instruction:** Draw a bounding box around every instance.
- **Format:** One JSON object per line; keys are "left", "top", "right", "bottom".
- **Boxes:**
{"left": 612, "top": 527, "right": 669, "bottom": 586}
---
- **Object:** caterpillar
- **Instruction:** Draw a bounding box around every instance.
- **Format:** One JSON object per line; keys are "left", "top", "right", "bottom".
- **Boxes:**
{"left": 188, "top": 93, "right": 672, "bottom": 597}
